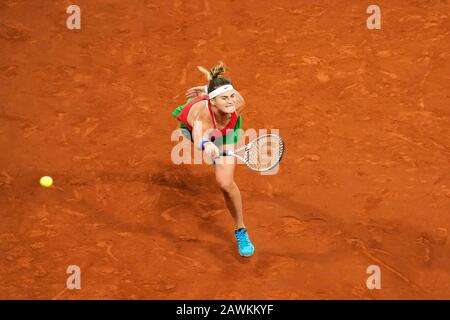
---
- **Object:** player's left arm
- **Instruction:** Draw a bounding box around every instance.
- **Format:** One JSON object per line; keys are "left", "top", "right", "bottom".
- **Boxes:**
{"left": 234, "top": 90, "right": 245, "bottom": 117}
{"left": 185, "top": 85, "right": 208, "bottom": 99}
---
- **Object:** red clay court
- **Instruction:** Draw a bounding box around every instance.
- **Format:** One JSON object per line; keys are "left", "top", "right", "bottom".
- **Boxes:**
{"left": 1, "top": 0, "right": 449, "bottom": 299}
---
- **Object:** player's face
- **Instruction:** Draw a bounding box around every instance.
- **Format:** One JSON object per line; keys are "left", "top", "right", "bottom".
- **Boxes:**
{"left": 211, "top": 90, "right": 236, "bottom": 114}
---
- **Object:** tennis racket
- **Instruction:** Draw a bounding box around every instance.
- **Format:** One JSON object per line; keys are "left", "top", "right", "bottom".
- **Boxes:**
{"left": 214, "top": 133, "right": 285, "bottom": 172}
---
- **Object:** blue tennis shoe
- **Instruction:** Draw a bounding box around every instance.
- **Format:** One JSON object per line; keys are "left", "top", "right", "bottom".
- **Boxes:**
{"left": 234, "top": 228, "right": 255, "bottom": 257}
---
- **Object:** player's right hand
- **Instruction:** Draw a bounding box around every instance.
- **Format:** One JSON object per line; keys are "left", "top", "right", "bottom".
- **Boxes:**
{"left": 204, "top": 142, "right": 220, "bottom": 162}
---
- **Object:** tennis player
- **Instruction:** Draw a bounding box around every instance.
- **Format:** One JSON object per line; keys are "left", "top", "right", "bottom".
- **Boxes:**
{"left": 171, "top": 62, "right": 254, "bottom": 257}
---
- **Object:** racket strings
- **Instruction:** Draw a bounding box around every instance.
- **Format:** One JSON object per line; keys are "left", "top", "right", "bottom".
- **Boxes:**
{"left": 245, "top": 136, "right": 284, "bottom": 171}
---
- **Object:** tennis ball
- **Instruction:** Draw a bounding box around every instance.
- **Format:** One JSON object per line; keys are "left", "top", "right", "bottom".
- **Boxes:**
{"left": 40, "top": 176, "right": 53, "bottom": 188}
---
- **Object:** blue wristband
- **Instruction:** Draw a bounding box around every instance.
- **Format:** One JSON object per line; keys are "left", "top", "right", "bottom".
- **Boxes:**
{"left": 200, "top": 138, "right": 211, "bottom": 150}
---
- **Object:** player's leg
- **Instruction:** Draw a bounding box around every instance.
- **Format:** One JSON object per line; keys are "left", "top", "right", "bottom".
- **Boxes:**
{"left": 214, "top": 159, "right": 244, "bottom": 229}
{"left": 214, "top": 157, "right": 255, "bottom": 257}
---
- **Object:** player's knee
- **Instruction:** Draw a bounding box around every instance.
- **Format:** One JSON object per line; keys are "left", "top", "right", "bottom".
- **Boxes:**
{"left": 216, "top": 179, "right": 234, "bottom": 194}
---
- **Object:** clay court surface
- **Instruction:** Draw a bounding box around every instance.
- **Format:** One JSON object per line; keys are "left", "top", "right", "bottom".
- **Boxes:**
{"left": 1, "top": 0, "right": 449, "bottom": 299}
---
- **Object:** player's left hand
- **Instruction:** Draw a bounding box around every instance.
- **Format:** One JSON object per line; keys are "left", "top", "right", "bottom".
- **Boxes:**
{"left": 185, "top": 86, "right": 207, "bottom": 98}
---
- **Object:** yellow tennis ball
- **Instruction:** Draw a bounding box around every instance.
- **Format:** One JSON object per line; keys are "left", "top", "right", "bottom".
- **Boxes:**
{"left": 40, "top": 176, "right": 53, "bottom": 188}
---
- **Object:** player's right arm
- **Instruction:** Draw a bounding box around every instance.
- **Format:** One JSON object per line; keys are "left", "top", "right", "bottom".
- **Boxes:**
{"left": 192, "top": 109, "right": 220, "bottom": 160}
